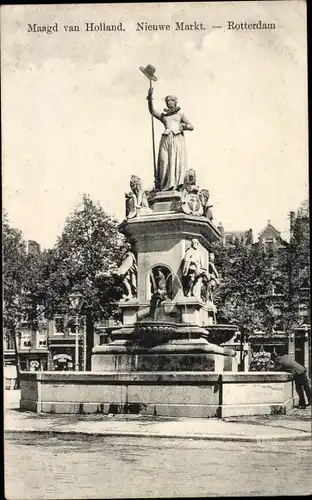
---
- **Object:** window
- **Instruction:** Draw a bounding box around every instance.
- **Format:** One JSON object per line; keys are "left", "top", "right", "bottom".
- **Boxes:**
{"left": 4, "top": 337, "right": 14, "bottom": 350}
{"left": 274, "top": 321, "right": 284, "bottom": 332}
{"left": 265, "top": 240, "right": 274, "bottom": 254}
{"left": 55, "top": 317, "right": 65, "bottom": 334}
{"left": 37, "top": 331, "right": 47, "bottom": 348}
{"left": 21, "top": 333, "right": 32, "bottom": 349}
{"left": 67, "top": 318, "right": 76, "bottom": 334}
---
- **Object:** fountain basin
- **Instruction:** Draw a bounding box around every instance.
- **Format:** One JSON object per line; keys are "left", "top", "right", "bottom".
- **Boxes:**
{"left": 204, "top": 324, "right": 238, "bottom": 345}
{"left": 19, "top": 370, "right": 296, "bottom": 418}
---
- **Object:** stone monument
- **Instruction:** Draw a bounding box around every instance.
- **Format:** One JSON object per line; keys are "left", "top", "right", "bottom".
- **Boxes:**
{"left": 19, "top": 66, "right": 298, "bottom": 418}
{"left": 92, "top": 165, "right": 238, "bottom": 374}
{"left": 92, "top": 65, "right": 238, "bottom": 377}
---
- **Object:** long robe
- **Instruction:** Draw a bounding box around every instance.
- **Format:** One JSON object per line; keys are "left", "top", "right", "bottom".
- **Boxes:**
{"left": 157, "top": 111, "right": 190, "bottom": 190}
{"left": 148, "top": 100, "right": 193, "bottom": 191}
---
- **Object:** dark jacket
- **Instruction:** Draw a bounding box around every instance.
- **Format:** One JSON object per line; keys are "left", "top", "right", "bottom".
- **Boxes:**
{"left": 274, "top": 354, "right": 306, "bottom": 375}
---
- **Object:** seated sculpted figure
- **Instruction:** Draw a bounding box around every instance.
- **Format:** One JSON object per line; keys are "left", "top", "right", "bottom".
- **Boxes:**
{"left": 149, "top": 267, "right": 169, "bottom": 320}
{"left": 113, "top": 243, "right": 137, "bottom": 300}
{"left": 182, "top": 238, "right": 203, "bottom": 297}
{"left": 199, "top": 189, "right": 214, "bottom": 221}
{"left": 125, "top": 175, "right": 149, "bottom": 219}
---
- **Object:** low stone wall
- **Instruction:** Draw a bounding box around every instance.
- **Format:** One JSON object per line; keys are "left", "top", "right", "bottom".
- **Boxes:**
{"left": 4, "top": 365, "right": 17, "bottom": 390}
{"left": 220, "top": 372, "right": 295, "bottom": 417}
{"left": 19, "top": 371, "right": 295, "bottom": 418}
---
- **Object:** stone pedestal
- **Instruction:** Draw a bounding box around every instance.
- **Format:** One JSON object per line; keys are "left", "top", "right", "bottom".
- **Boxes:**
{"left": 149, "top": 190, "right": 182, "bottom": 213}
{"left": 117, "top": 192, "right": 220, "bottom": 322}
{"left": 92, "top": 321, "right": 237, "bottom": 372}
{"left": 92, "top": 189, "right": 236, "bottom": 378}
{"left": 176, "top": 298, "right": 216, "bottom": 325}
{"left": 119, "top": 299, "right": 140, "bottom": 325}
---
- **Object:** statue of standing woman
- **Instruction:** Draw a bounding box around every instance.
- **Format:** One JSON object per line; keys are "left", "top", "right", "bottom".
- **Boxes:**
{"left": 147, "top": 88, "right": 194, "bottom": 191}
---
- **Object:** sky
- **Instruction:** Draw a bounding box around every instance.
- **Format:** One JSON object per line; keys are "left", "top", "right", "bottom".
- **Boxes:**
{"left": 1, "top": 1, "right": 308, "bottom": 248}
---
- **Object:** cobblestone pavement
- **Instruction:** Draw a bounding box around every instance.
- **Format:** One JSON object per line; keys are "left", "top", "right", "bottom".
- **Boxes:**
{"left": 4, "top": 432, "right": 312, "bottom": 499}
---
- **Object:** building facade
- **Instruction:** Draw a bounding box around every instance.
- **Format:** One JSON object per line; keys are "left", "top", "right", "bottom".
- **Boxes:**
{"left": 48, "top": 314, "right": 85, "bottom": 370}
{"left": 3, "top": 315, "right": 113, "bottom": 372}
{"left": 217, "top": 222, "right": 253, "bottom": 247}
{"left": 3, "top": 321, "right": 49, "bottom": 371}
{"left": 258, "top": 220, "right": 286, "bottom": 253}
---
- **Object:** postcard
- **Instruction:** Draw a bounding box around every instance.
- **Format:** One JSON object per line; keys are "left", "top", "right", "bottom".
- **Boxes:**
{"left": 2, "top": 2, "right": 309, "bottom": 499}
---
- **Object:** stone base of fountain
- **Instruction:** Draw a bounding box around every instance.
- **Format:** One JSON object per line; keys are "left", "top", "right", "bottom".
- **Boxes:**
{"left": 92, "top": 321, "right": 239, "bottom": 372}
{"left": 19, "top": 370, "right": 296, "bottom": 417}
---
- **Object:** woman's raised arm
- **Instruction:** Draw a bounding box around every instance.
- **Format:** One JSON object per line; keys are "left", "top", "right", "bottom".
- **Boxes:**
{"left": 147, "top": 87, "right": 162, "bottom": 120}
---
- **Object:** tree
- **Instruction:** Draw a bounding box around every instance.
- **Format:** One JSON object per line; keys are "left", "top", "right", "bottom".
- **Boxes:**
{"left": 40, "top": 194, "right": 124, "bottom": 369}
{"left": 3, "top": 212, "right": 28, "bottom": 386}
{"left": 213, "top": 199, "right": 310, "bottom": 353}
{"left": 212, "top": 240, "right": 280, "bottom": 338}
{"left": 282, "top": 199, "right": 310, "bottom": 330}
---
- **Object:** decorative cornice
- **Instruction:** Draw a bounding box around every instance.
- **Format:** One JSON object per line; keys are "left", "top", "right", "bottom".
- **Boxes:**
{"left": 119, "top": 213, "right": 221, "bottom": 249}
